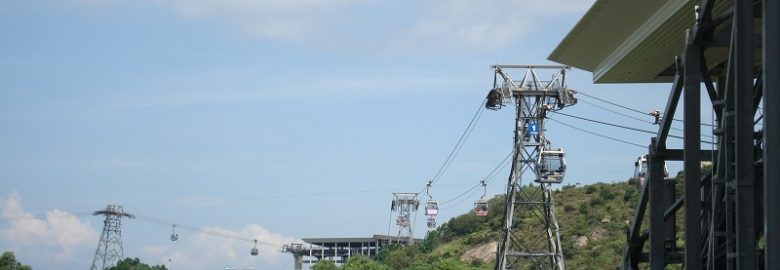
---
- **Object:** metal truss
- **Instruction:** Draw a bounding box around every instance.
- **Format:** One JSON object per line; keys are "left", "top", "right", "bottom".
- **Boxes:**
{"left": 621, "top": 0, "right": 778, "bottom": 269}
{"left": 391, "top": 192, "right": 419, "bottom": 245}
{"left": 489, "top": 65, "right": 576, "bottom": 270}
{"left": 90, "top": 205, "right": 135, "bottom": 270}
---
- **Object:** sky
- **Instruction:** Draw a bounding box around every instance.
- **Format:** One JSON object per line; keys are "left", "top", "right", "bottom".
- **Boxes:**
{"left": 0, "top": 1, "right": 715, "bottom": 269}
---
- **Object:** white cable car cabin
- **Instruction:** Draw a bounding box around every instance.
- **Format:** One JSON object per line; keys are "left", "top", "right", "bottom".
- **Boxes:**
{"left": 427, "top": 216, "right": 436, "bottom": 228}
{"left": 425, "top": 200, "right": 439, "bottom": 216}
{"left": 629, "top": 155, "right": 669, "bottom": 189}
{"left": 474, "top": 200, "right": 489, "bottom": 217}
{"left": 250, "top": 240, "right": 259, "bottom": 256}
{"left": 536, "top": 148, "right": 567, "bottom": 183}
{"left": 170, "top": 225, "right": 178, "bottom": 241}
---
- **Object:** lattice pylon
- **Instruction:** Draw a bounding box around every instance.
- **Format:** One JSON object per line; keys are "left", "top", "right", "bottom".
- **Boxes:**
{"left": 489, "top": 65, "right": 575, "bottom": 270}
{"left": 90, "top": 204, "right": 134, "bottom": 270}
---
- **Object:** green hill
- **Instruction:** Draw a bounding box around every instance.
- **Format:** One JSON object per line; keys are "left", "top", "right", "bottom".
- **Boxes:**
{"left": 315, "top": 181, "right": 642, "bottom": 269}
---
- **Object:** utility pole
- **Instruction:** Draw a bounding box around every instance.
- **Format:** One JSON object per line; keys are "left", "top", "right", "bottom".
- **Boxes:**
{"left": 488, "top": 65, "right": 577, "bottom": 270}
{"left": 390, "top": 193, "right": 419, "bottom": 245}
{"left": 90, "top": 204, "right": 134, "bottom": 270}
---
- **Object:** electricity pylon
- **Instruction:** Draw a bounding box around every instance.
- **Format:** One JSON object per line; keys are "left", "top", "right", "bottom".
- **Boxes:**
{"left": 390, "top": 193, "right": 419, "bottom": 245}
{"left": 90, "top": 204, "right": 134, "bottom": 270}
{"left": 487, "top": 65, "right": 577, "bottom": 270}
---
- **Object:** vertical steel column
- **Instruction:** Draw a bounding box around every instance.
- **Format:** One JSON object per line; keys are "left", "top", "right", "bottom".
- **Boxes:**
{"left": 648, "top": 152, "right": 668, "bottom": 270}
{"left": 734, "top": 0, "right": 757, "bottom": 268}
{"left": 763, "top": 0, "right": 779, "bottom": 268}
{"left": 496, "top": 102, "right": 522, "bottom": 270}
{"left": 683, "top": 29, "right": 703, "bottom": 270}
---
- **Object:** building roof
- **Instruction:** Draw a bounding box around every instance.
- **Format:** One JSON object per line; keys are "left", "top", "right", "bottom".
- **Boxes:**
{"left": 548, "top": 0, "right": 704, "bottom": 83}
{"left": 301, "top": 235, "right": 420, "bottom": 245}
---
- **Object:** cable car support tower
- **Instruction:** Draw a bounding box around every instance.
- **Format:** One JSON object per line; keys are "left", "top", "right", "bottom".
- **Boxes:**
{"left": 487, "top": 65, "right": 577, "bottom": 270}
{"left": 390, "top": 192, "right": 419, "bottom": 245}
{"left": 90, "top": 204, "right": 135, "bottom": 270}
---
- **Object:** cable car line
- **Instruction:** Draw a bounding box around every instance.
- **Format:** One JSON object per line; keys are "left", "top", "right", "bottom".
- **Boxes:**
{"left": 547, "top": 118, "right": 646, "bottom": 148}
{"left": 579, "top": 98, "right": 657, "bottom": 125}
{"left": 574, "top": 90, "right": 649, "bottom": 115}
{"left": 578, "top": 99, "right": 685, "bottom": 132}
{"left": 428, "top": 98, "right": 487, "bottom": 187}
{"left": 0, "top": 211, "right": 93, "bottom": 221}
{"left": 134, "top": 214, "right": 282, "bottom": 248}
{"left": 576, "top": 89, "right": 715, "bottom": 127}
{"left": 549, "top": 111, "right": 715, "bottom": 144}
{"left": 439, "top": 183, "right": 482, "bottom": 206}
{"left": 440, "top": 188, "right": 482, "bottom": 210}
{"left": 436, "top": 149, "right": 511, "bottom": 207}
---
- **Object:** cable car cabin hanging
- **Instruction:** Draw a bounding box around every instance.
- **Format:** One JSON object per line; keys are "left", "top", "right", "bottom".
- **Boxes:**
{"left": 427, "top": 216, "right": 436, "bottom": 228}
{"left": 536, "top": 148, "right": 567, "bottom": 183}
{"left": 629, "top": 155, "right": 669, "bottom": 189}
{"left": 474, "top": 200, "right": 489, "bottom": 217}
{"left": 425, "top": 200, "right": 439, "bottom": 216}
{"left": 473, "top": 180, "right": 488, "bottom": 217}
{"left": 170, "top": 225, "right": 178, "bottom": 241}
{"left": 250, "top": 240, "right": 259, "bottom": 256}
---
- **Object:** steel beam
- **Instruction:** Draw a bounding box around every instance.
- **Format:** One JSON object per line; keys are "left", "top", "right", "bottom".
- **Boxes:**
{"left": 734, "top": 0, "right": 757, "bottom": 268}
{"left": 763, "top": 0, "right": 779, "bottom": 268}
{"left": 656, "top": 59, "right": 684, "bottom": 151}
{"left": 649, "top": 151, "right": 670, "bottom": 270}
{"left": 683, "top": 28, "right": 703, "bottom": 270}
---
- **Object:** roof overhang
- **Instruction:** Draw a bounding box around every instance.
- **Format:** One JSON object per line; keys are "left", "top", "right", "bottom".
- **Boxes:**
{"left": 549, "top": 0, "right": 703, "bottom": 83}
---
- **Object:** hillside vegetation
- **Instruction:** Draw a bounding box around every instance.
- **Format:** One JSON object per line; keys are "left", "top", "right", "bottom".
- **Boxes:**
{"left": 314, "top": 181, "right": 642, "bottom": 269}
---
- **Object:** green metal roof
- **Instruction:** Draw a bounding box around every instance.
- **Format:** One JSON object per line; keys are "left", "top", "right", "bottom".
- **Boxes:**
{"left": 549, "top": 0, "right": 701, "bottom": 83}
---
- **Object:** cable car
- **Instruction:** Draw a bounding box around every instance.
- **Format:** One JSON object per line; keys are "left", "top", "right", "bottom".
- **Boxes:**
{"left": 424, "top": 181, "right": 438, "bottom": 216}
{"left": 474, "top": 180, "right": 488, "bottom": 217}
{"left": 170, "top": 225, "right": 178, "bottom": 241}
{"left": 629, "top": 155, "right": 648, "bottom": 189}
{"left": 536, "top": 148, "right": 566, "bottom": 183}
{"left": 474, "top": 200, "right": 489, "bottom": 217}
{"left": 427, "top": 216, "right": 436, "bottom": 228}
{"left": 250, "top": 240, "right": 259, "bottom": 256}
{"left": 630, "top": 155, "right": 669, "bottom": 189}
{"left": 425, "top": 200, "right": 439, "bottom": 216}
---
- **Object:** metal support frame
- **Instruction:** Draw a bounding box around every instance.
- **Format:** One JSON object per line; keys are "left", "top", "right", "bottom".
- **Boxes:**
{"left": 490, "top": 65, "right": 576, "bottom": 270}
{"left": 621, "top": 0, "right": 774, "bottom": 269}
{"left": 763, "top": 0, "right": 779, "bottom": 268}
{"left": 90, "top": 205, "right": 135, "bottom": 270}
{"left": 390, "top": 192, "right": 419, "bottom": 245}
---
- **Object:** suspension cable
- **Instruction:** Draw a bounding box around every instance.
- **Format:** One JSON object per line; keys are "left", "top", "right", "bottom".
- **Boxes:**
{"left": 550, "top": 111, "right": 715, "bottom": 144}
{"left": 577, "top": 89, "right": 715, "bottom": 127}
{"left": 429, "top": 98, "right": 486, "bottom": 186}
{"left": 547, "top": 118, "right": 646, "bottom": 148}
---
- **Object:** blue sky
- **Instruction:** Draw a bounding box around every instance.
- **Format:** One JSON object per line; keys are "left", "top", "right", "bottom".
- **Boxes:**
{"left": 1, "top": 1, "right": 713, "bottom": 269}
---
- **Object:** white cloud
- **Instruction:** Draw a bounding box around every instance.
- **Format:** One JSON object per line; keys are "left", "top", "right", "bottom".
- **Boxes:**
{"left": 156, "top": 0, "right": 362, "bottom": 40}
{"left": 67, "top": 0, "right": 592, "bottom": 51}
{"left": 142, "top": 224, "right": 300, "bottom": 270}
{"left": 390, "top": 0, "right": 595, "bottom": 51}
{"left": 0, "top": 192, "right": 99, "bottom": 260}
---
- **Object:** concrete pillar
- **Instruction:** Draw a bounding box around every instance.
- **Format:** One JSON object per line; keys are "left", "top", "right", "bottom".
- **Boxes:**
{"left": 293, "top": 254, "right": 303, "bottom": 270}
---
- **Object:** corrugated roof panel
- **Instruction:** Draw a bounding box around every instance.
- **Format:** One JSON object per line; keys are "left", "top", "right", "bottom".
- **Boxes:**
{"left": 549, "top": 0, "right": 741, "bottom": 84}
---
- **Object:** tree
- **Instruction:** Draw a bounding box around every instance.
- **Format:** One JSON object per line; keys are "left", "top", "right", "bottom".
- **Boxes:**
{"left": 0, "top": 251, "right": 32, "bottom": 270}
{"left": 342, "top": 256, "right": 389, "bottom": 270}
{"left": 106, "top": 258, "right": 167, "bottom": 270}
{"left": 311, "top": 259, "right": 338, "bottom": 270}
{"left": 408, "top": 258, "right": 473, "bottom": 270}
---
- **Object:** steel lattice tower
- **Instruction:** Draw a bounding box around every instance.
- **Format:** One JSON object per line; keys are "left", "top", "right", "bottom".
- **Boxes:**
{"left": 90, "top": 204, "right": 135, "bottom": 270}
{"left": 488, "top": 65, "right": 577, "bottom": 270}
{"left": 390, "top": 193, "right": 419, "bottom": 245}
